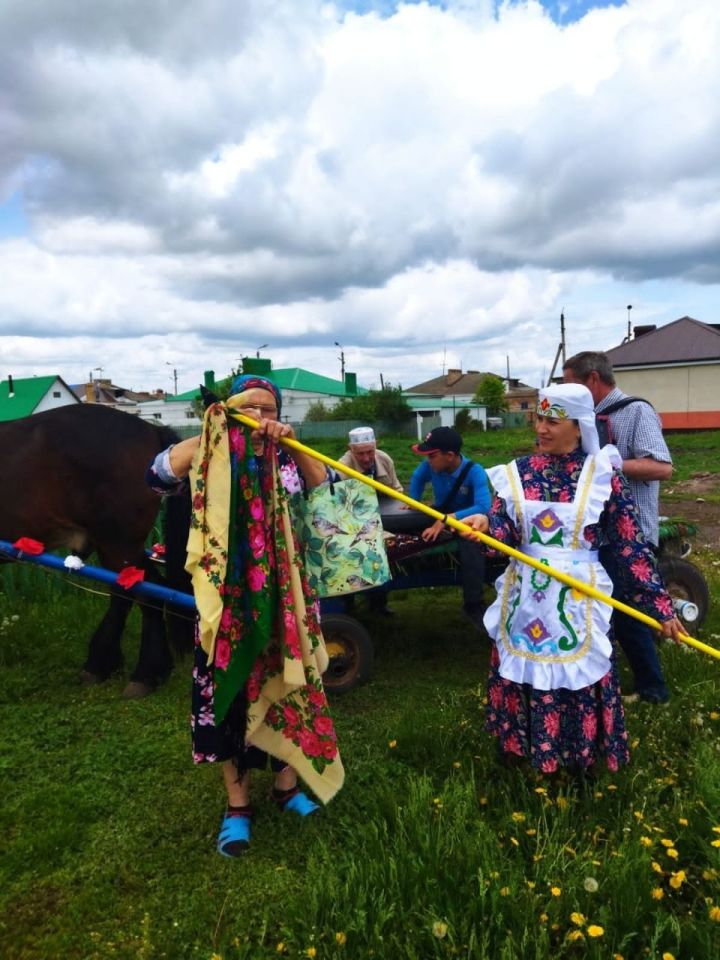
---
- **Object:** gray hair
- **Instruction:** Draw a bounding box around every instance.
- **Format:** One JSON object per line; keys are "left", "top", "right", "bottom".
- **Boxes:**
{"left": 563, "top": 351, "right": 616, "bottom": 387}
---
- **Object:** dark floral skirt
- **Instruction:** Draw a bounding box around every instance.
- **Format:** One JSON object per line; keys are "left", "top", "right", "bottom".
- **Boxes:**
{"left": 190, "top": 628, "right": 284, "bottom": 773}
{"left": 485, "top": 644, "right": 629, "bottom": 772}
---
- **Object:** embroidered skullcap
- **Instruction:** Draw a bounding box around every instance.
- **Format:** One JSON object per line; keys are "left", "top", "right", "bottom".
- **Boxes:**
{"left": 536, "top": 383, "right": 600, "bottom": 455}
{"left": 230, "top": 374, "right": 282, "bottom": 415}
{"left": 349, "top": 426, "right": 375, "bottom": 444}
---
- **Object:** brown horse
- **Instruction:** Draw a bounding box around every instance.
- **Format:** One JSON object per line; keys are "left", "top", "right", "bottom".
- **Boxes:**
{"left": 0, "top": 403, "right": 192, "bottom": 696}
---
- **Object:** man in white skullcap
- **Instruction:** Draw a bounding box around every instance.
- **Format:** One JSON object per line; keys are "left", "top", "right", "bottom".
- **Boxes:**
{"left": 339, "top": 426, "right": 403, "bottom": 492}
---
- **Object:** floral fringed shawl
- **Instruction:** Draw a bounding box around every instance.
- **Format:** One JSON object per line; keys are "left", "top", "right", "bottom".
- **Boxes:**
{"left": 185, "top": 397, "right": 344, "bottom": 803}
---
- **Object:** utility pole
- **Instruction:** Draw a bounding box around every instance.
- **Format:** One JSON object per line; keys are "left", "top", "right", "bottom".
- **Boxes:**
{"left": 546, "top": 310, "right": 567, "bottom": 386}
{"left": 334, "top": 341, "right": 345, "bottom": 380}
{"left": 626, "top": 304, "right": 633, "bottom": 342}
{"left": 166, "top": 363, "right": 178, "bottom": 395}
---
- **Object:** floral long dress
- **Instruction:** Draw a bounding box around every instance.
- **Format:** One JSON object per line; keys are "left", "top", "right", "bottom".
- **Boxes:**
{"left": 485, "top": 448, "right": 674, "bottom": 772}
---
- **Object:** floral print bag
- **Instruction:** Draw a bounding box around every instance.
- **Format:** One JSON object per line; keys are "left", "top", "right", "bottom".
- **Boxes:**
{"left": 291, "top": 478, "right": 391, "bottom": 597}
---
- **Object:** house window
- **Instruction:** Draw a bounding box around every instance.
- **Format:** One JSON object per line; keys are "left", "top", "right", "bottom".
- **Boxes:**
{"left": 521, "top": 401, "right": 528, "bottom": 410}
{"left": 153, "top": 413, "right": 162, "bottom": 420}
{"left": 53, "top": 391, "right": 61, "bottom": 398}
{"left": 185, "top": 412, "right": 195, "bottom": 419}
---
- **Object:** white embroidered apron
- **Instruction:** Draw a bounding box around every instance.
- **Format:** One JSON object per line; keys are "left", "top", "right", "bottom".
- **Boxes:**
{"left": 483, "top": 451, "right": 616, "bottom": 691}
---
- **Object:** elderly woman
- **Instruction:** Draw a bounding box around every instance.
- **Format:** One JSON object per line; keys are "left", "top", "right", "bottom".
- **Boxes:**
{"left": 462, "top": 383, "right": 683, "bottom": 774}
{"left": 147, "top": 374, "right": 343, "bottom": 855}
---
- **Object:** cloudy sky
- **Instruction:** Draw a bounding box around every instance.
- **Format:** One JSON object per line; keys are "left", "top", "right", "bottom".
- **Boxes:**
{"left": 1, "top": 0, "right": 718, "bottom": 395}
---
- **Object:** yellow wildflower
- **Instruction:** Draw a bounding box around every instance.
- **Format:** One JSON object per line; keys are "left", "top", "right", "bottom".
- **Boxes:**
{"left": 306, "top": 949, "right": 317, "bottom": 959}
{"left": 556, "top": 797, "right": 569, "bottom": 811}
{"left": 526, "top": 828, "right": 537, "bottom": 836}
{"left": 660, "top": 838, "right": 674, "bottom": 847}
{"left": 550, "top": 886, "right": 562, "bottom": 897}
{"left": 388, "top": 740, "right": 397, "bottom": 748}
{"left": 587, "top": 925, "right": 604, "bottom": 938}
{"left": 614, "top": 954, "right": 625, "bottom": 960}
{"left": 276, "top": 945, "right": 286, "bottom": 954}
{"left": 669, "top": 870, "right": 687, "bottom": 889}
{"left": 709, "top": 711, "right": 719, "bottom": 720}
{"left": 633, "top": 811, "right": 644, "bottom": 821}
{"left": 711, "top": 839, "right": 720, "bottom": 848}
{"left": 570, "top": 912, "right": 585, "bottom": 926}
{"left": 607, "top": 784, "right": 618, "bottom": 791}
{"left": 678, "top": 818, "right": 688, "bottom": 826}
{"left": 652, "top": 861, "right": 664, "bottom": 874}
{"left": 666, "top": 848, "right": 679, "bottom": 859}
{"left": 631, "top": 738, "right": 640, "bottom": 748}
{"left": 479, "top": 796, "right": 488, "bottom": 806}
{"left": 662, "top": 953, "right": 676, "bottom": 960}
{"left": 583, "top": 877, "right": 599, "bottom": 893}
{"left": 511, "top": 811, "right": 526, "bottom": 822}
{"left": 567, "top": 930, "right": 584, "bottom": 942}
{"left": 510, "top": 837, "right": 519, "bottom": 847}
{"left": 452, "top": 761, "right": 461, "bottom": 768}
{"left": 703, "top": 869, "right": 718, "bottom": 880}
{"left": 432, "top": 921, "right": 448, "bottom": 939}
{"left": 540, "top": 913, "right": 549, "bottom": 923}
{"left": 640, "top": 836, "right": 653, "bottom": 847}
{"left": 713, "top": 826, "right": 720, "bottom": 834}
{"left": 527, "top": 881, "right": 536, "bottom": 889}
{"left": 709, "top": 906, "right": 720, "bottom": 922}
{"left": 651, "top": 887, "right": 665, "bottom": 900}
{"left": 335, "top": 932, "right": 347, "bottom": 946}
{"left": 499, "top": 887, "right": 510, "bottom": 897}
{"left": 534, "top": 786, "right": 547, "bottom": 795}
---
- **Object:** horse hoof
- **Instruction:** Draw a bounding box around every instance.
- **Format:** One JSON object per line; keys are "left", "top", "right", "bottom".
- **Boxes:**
{"left": 122, "top": 681, "right": 155, "bottom": 699}
{"left": 80, "top": 670, "right": 104, "bottom": 686}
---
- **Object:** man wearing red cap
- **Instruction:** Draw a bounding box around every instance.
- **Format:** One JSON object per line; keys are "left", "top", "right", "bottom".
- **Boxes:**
{"left": 409, "top": 427, "right": 491, "bottom": 628}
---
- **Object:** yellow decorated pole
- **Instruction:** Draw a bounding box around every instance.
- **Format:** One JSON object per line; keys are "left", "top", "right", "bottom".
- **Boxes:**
{"left": 229, "top": 410, "right": 720, "bottom": 662}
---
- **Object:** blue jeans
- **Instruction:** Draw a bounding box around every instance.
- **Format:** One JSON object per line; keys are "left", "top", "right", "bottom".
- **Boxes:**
{"left": 599, "top": 545, "right": 669, "bottom": 702}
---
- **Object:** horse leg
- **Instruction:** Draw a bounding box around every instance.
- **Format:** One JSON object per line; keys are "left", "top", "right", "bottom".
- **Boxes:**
{"left": 82, "top": 591, "right": 133, "bottom": 683}
{"left": 122, "top": 560, "right": 173, "bottom": 699}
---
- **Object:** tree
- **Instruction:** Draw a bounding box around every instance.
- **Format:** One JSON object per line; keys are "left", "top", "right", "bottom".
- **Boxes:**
{"left": 473, "top": 375, "right": 508, "bottom": 416}
{"left": 304, "top": 400, "right": 331, "bottom": 422}
{"left": 330, "top": 384, "right": 412, "bottom": 425}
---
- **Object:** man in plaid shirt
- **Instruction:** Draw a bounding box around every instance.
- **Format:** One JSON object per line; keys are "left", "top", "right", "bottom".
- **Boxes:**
{"left": 563, "top": 351, "right": 673, "bottom": 704}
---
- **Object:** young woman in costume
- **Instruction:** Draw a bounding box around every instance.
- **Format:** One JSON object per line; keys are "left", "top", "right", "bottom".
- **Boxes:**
{"left": 462, "top": 383, "right": 683, "bottom": 773}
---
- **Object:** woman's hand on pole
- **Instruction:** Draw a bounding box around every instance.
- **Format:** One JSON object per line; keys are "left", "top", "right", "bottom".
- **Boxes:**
{"left": 659, "top": 616, "right": 686, "bottom": 644}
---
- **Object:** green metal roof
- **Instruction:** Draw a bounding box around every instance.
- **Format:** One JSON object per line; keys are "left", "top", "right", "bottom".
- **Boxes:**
{"left": 404, "top": 396, "right": 486, "bottom": 410}
{"left": 0, "top": 375, "right": 59, "bottom": 421}
{"left": 168, "top": 367, "right": 366, "bottom": 403}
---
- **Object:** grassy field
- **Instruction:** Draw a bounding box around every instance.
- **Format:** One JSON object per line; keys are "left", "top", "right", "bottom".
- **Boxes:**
{"left": 1, "top": 431, "right": 719, "bottom": 959}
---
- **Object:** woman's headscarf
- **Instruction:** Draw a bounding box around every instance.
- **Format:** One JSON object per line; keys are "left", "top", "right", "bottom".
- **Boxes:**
{"left": 230, "top": 373, "right": 282, "bottom": 415}
{"left": 536, "top": 383, "right": 600, "bottom": 455}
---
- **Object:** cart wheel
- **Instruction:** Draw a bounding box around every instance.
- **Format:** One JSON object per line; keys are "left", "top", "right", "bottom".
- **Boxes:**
{"left": 320, "top": 613, "right": 374, "bottom": 694}
{"left": 658, "top": 557, "right": 710, "bottom": 631}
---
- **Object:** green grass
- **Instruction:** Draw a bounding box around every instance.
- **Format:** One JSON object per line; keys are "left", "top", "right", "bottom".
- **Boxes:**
{"left": 2, "top": 550, "right": 720, "bottom": 958}
{"left": 1, "top": 427, "right": 719, "bottom": 959}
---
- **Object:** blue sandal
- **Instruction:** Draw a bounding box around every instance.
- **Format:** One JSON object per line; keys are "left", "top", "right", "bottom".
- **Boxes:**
{"left": 217, "top": 813, "right": 251, "bottom": 857}
{"left": 283, "top": 791, "right": 319, "bottom": 817}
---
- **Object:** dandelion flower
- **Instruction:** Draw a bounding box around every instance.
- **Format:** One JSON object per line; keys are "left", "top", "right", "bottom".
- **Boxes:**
{"left": 511, "top": 811, "right": 526, "bottom": 822}
{"left": 306, "top": 949, "right": 317, "bottom": 959}
{"left": 640, "top": 836, "right": 653, "bottom": 847}
{"left": 499, "top": 887, "right": 510, "bottom": 896}
{"left": 570, "top": 912, "right": 585, "bottom": 926}
{"left": 709, "top": 906, "right": 720, "bottom": 922}
{"left": 510, "top": 837, "right": 519, "bottom": 847}
{"left": 712, "top": 826, "right": 720, "bottom": 834}
{"left": 335, "top": 932, "right": 347, "bottom": 946}
{"left": 669, "top": 870, "right": 687, "bottom": 890}
{"left": 276, "top": 945, "right": 286, "bottom": 955}
{"left": 662, "top": 953, "right": 676, "bottom": 960}
{"left": 678, "top": 818, "right": 688, "bottom": 827}
{"left": 587, "top": 925, "right": 604, "bottom": 938}
{"left": 652, "top": 861, "right": 664, "bottom": 874}
{"left": 556, "top": 797, "right": 569, "bottom": 811}
{"left": 388, "top": 740, "right": 397, "bottom": 748}
{"left": 550, "top": 886, "right": 562, "bottom": 897}
{"left": 651, "top": 887, "right": 665, "bottom": 900}
{"left": 666, "top": 848, "right": 679, "bottom": 859}
{"left": 583, "top": 877, "right": 599, "bottom": 893}
{"left": 534, "top": 787, "right": 547, "bottom": 795}
{"left": 710, "top": 712, "right": 720, "bottom": 721}
{"left": 660, "top": 838, "right": 674, "bottom": 847}
{"left": 479, "top": 796, "right": 488, "bottom": 806}
{"left": 526, "top": 828, "right": 537, "bottom": 836}
{"left": 614, "top": 954, "right": 625, "bottom": 960}
{"left": 540, "top": 913, "right": 549, "bottom": 923}
{"left": 711, "top": 839, "right": 720, "bottom": 848}
{"left": 527, "top": 881, "right": 536, "bottom": 889}
{"left": 432, "top": 921, "right": 448, "bottom": 939}
{"left": 567, "top": 930, "right": 584, "bottom": 942}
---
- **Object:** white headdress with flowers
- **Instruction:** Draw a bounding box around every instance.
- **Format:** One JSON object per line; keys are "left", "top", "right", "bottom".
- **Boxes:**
{"left": 537, "top": 383, "right": 601, "bottom": 455}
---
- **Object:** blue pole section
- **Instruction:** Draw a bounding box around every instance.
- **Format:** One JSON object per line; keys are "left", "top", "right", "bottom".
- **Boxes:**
{"left": 0, "top": 540, "right": 197, "bottom": 611}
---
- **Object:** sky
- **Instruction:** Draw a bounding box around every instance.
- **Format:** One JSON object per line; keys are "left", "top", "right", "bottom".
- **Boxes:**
{"left": 1, "top": 0, "right": 718, "bottom": 395}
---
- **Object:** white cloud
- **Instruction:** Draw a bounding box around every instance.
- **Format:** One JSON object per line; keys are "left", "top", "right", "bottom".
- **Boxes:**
{"left": 0, "top": 0, "right": 718, "bottom": 393}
